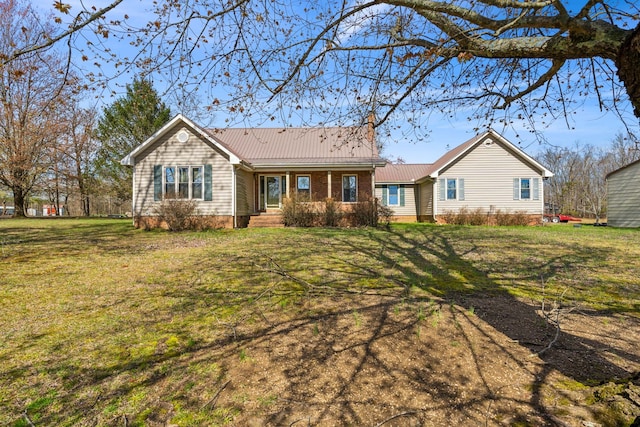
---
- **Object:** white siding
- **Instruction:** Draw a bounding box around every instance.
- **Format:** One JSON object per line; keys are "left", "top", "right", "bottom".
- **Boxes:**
{"left": 132, "top": 125, "right": 234, "bottom": 216}
{"left": 436, "top": 140, "right": 544, "bottom": 215}
{"left": 607, "top": 162, "right": 640, "bottom": 227}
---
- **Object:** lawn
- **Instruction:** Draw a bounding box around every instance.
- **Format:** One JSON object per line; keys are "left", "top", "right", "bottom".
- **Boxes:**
{"left": 1, "top": 218, "right": 639, "bottom": 426}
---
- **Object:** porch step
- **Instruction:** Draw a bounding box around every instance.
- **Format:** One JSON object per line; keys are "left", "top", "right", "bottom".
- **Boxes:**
{"left": 247, "top": 213, "right": 284, "bottom": 228}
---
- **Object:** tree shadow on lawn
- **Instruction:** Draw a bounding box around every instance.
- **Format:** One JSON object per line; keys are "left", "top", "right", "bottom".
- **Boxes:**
{"left": 325, "top": 226, "right": 640, "bottom": 423}
{"left": 6, "top": 225, "right": 639, "bottom": 426}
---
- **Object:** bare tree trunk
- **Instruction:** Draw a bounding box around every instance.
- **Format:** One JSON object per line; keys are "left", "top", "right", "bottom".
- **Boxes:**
{"left": 12, "top": 186, "right": 27, "bottom": 217}
{"left": 617, "top": 23, "right": 640, "bottom": 118}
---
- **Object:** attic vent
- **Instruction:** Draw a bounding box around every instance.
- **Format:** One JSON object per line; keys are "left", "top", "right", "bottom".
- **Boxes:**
{"left": 177, "top": 130, "right": 189, "bottom": 143}
{"left": 483, "top": 138, "right": 494, "bottom": 147}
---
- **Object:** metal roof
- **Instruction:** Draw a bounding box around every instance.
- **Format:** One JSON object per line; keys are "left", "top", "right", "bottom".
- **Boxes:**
{"left": 376, "top": 163, "right": 434, "bottom": 183}
{"left": 206, "top": 127, "right": 381, "bottom": 165}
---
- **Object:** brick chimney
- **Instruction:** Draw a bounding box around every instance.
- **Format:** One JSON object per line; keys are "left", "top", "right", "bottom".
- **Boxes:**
{"left": 367, "top": 112, "right": 375, "bottom": 144}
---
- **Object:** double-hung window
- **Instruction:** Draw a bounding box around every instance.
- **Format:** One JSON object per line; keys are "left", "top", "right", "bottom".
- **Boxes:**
{"left": 164, "top": 166, "right": 204, "bottom": 199}
{"left": 388, "top": 184, "right": 399, "bottom": 205}
{"left": 514, "top": 177, "right": 539, "bottom": 200}
{"left": 192, "top": 167, "right": 203, "bottom": 199}
{"left": 342, "top": 175, "right": 357, "bottom": 202}
{"left": 447, "top": 179, "right": 457, "bottom": 200}
{"left": 297, "top": 175, "right": 310, "bottom": 197}
{"left": 438, "top": 178, "right": 465, "bottom": 201}
{"left": 165, "top": 167, "right": 176, "bottom": 198}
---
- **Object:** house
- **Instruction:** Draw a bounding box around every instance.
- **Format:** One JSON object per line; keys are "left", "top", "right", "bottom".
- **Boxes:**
{"left": 606, "top": 159, "right": 640, "bottom": 228}
{"left": 121, "top": 114, "right": 386, "bottom": 228}
{"left": 375, "top": 130, "right": 554, "bottom": 223}
{"left": 122, "top": 116, "right": 552, "bottom": 228}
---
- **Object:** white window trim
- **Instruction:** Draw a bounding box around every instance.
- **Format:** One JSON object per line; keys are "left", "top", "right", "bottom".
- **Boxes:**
{"left": 387, "top": 184, "right": 400, "bottom": 206}
{"left": 342, "top": 174, "right": 358, "bottom": 203}
{"left": 164, "top": 165, "right": 205, "bottom": 200}
{"left": 446, "top": 178, "right": 457, "bottom": 201}
{"left": 296, "top": 174, "right": 311, "bottom": 196}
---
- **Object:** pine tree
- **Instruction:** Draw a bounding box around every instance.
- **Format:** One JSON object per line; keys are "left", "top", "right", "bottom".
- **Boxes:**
{"left": 95, "top": 77, "right": 171, "bottom": 203}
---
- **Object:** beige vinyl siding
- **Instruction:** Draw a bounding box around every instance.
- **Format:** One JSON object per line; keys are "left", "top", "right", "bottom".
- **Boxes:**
{"left": 133, "top": 125, "right": 233, "bottom": 216}
{"left": 607, "top": 162, "right": 640, "bottom": 228}
{"left": 375, "top": 184, "right": 417, "bottom": 217}
{"left": 419, "top": 181, "right": 434, "bottom": 217}
{"left": 436, "top": 140, "right": 544, "bottom": 215}
{"left": 235, "top": 169, "right": 255, "bottom": 216}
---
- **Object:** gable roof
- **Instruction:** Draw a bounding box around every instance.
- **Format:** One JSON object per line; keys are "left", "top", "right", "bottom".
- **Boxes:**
{"left": 427, "top": 130, "right": 553, "bottom": 179}
{"left": 376, "top": 130, "right": 553, "bottom": 184}
{"left": 121, "top": 114, "right": 244, "bottom": 166}
{"left": 606, "top": 158, "right": 640, "bottom": 179}
{"left": 207, "top": 127, "right": 384, "bottom": 167}
{"left": 121, "top": 114, "right": 385, "bottom": 168}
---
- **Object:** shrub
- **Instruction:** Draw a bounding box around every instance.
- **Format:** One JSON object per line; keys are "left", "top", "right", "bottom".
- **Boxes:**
{"left": 440, "top": 207, "right": 488, "bottom": 226}
{"left": 349, "top": 198, "right": 378, "bottom": 227}
{"left": 377, "top": 203, "right": 394, "bottom": 229}
{"left": 494, "top": 209, "right": 530, "bottom": 226}
{"left": 153, "top": 198, "right": 200, "bottom": 231}
{"left": 282, "top": 194, "right": 317, "bottom": 227}
{"left": 322, "top": 197, "right": 343, "bottom": 227}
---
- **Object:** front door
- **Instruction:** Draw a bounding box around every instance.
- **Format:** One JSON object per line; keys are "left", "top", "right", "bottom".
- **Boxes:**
{"left": 266, "top": 176, "right": 281, "bottom": 209}
{"left": 259, "top": 175, "right": 286, "bottom": 210}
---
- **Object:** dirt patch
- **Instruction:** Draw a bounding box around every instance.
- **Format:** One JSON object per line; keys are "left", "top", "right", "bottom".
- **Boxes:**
{"left": 165, "top": 293, "right": 640, "bottom": 426}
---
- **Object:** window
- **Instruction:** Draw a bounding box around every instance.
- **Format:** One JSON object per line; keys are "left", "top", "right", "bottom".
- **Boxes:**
{"left": 164, "top": 166, "right": 204, "bottom": 199}
{"left": 192, "top": 167, "right": 203, "bottom": 199}
{"left": 447, "top": 179, "right": 457, "bottom": 200}
{"left": 520, "top": 178, "right": 531, "bottom": 200}
{"left": 297, "top": 175, "right": 310, "bottom": 197}
{"left": 165, "top": 167, "right": 176, "bottom": 198}
{"left": 438, "top": 178, "right": 465, "bottom": 201}
{"left": 342, "top": 175, "right": 357, "bottom": 202}
{"left": 178, "top": 167, "right": 189, "bottom": 198}
{"left": 514, "top": 178, "right": 539, "bottom": 200}
{"left": 388, "top": 184, "right": 399, "bottom": 205}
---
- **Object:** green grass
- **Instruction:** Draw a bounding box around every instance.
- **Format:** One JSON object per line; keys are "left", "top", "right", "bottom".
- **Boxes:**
{"left": 0, "top": 218, "right": 639, "bottom": 425}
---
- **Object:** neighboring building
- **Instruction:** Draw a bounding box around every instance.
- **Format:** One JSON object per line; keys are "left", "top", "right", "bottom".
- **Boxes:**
{"left": 121, "top": 114, "right": 386, "bottom": 228}
{"left": 375, "top": 130, "right": 554, "bottom": 223}
{"left": 606, "top": 159, "right": 640, "bottom": 228}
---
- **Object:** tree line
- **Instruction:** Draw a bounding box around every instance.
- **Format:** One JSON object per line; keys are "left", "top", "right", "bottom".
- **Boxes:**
{"left": 0, "top": 75, "right": 169, "bottom": 217}
{"left": 537, "top": 135, "right": 640, "bottom": 221}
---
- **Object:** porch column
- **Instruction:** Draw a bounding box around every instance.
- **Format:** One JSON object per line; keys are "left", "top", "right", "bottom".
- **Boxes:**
{"left": 371, "top": 169, "right": 375, "bottom": 199}
{"left": 286, "top": 171, "right": 290, "bottom": 198}
{"left": 327, "top": 170, "right": 332, "bottom": 198}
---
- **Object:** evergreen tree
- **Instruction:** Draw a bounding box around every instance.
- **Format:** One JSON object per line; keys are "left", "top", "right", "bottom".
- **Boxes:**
{"left": 95, "top": 77, "right": 171, "bottom": 203}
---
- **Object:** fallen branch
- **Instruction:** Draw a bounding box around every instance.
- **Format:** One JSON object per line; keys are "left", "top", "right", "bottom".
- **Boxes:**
{"left": 22, "top": 411, "right": 35, "bottom": 427}
{"left": 202, "top": 380, "right": 231, "bottom": 410}
{"left": 531, "top": 276, "right": 576, "bottom": 357}
{"left": 375, "top": 411, "right": 418, "bottom": 426}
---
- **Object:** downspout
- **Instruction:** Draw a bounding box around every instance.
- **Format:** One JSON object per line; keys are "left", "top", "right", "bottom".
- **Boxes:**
{"left": 131, "top": 167, "right": 136, "bottom": 226}
{"left": 232, "top": 165, "right": 237, "bottom": 228}
{"left": 432, "top": 177, "right": 438, "bottom": 222}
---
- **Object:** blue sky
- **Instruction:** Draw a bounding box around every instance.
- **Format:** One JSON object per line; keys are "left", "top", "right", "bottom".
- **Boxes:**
{"left": 48, "top": 0, "right": 640, "bottom": 164}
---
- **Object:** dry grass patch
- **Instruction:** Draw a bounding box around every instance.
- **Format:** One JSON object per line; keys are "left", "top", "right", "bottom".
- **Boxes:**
{"left": 0, "top": 219, "right": 639, "bottom": 426}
